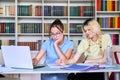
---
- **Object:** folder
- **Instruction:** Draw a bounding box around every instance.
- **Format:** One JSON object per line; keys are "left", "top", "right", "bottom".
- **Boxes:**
{"left": 61, "top": 64, "right": 100, "bottom": 71}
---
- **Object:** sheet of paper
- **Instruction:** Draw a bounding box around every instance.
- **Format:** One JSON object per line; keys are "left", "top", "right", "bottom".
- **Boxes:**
{"left": 99, "top": 64, "right": 116, "bottom": 68}
{"left": 47, "top": 64, "right": 70, "bottom": 68}
{"left": 77, "top": 63, "right": 115, "bottom": 68}
{"left": 61, "top": 64, "right": 100, "bottom": 71}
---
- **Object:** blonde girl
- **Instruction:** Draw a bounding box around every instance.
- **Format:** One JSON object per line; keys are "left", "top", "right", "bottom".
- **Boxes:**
{"left": 58, "top": 18, "right": 112, "bottom": 80}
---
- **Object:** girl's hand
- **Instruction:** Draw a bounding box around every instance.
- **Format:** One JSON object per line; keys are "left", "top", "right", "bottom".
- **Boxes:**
{"left": 32, "top": 58, "right": 39, "bottom": 66}
{"left": 54, "top": 33, "right": 63, "bottom": 45}
{"left": 56, "top": 59, "right": 66, "bottom": 66}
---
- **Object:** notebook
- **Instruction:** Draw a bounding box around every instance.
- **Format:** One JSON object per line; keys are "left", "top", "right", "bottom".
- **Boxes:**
{"left": 1, "top": 46, "right": 45, "bottom": 69}
{"left": 61, "top": 64, "right": 100, "bottom": 71}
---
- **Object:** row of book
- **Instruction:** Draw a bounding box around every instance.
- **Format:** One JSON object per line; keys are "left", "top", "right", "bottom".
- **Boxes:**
{"left": 0, "top": 22, "right": 83, "bottom": 34}
{"left": 18, "top": 23, "right": 42, "bottom": 33}
{"left": 44, "top": 23, "right": 68, "bottom": 33}
{"left": 18, "top": 23, "right": 68, "bottom": 34}
{"left": 96, "top": 0, "right": 120, "bottom": 11}
{"left": 18, "top": 5, "right": 42, "bottom": 16}
{"left": 18, "top": 41, "right": 40, "bottom": 50}
{"left": 97, "top": 17, "right": 120, "bottom": 28}
{"left": 70, "top": 23, "right": 82, "bottom": 33}
{"left": 18, "top": 40, "right": 42, "bottom": 50}
{"left": 44, "top": 6, "right": 68, "bottom": 16}
{"left": 0, "top": 40, "right": 15, "bottom": 49}
{"left": 0, "top": 23, "right": 15, "bottom": 33}
{"left": 0, "top": 5, "right": 15, "bottom": 16}
{"left": 18, "top": 5, "right": 67, "bottom": 16}
{"left": 0, "top": 40, "right": 42, "bottom": 50}
{"left": 70, "top": 6, "right": 94, "bottom": 16}
{"left": 17, "top": 5, "right": 94, "bottom": 16}
{"left": 1, "top": 22, "right": 119, "bottom": 34}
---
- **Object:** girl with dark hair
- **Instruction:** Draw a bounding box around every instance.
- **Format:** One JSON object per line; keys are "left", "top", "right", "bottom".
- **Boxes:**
{"left": 32, "top": 19, "right": 74, "bottom": 80}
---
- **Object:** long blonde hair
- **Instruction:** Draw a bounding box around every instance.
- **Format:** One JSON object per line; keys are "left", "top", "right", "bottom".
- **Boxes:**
{"left": 82, "top": 18, "right": 102, "bottom": 38}
{"left": 82, "top": 18, "right": 103, "bottom": 55}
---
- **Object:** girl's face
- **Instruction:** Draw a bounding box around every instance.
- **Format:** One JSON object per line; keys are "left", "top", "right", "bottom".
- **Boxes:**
{"left": 83, "top": 26, "right": 96, "bottom": 39}
{"left": 50, "top": 27, "right": 63, "bottom": 41}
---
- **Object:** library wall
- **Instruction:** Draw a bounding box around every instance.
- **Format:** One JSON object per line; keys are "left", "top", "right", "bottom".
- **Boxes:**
{"left": 0, "top": 0, "right": 96, "bottom": 53}
{"left": 0, "top": 0, "right": 120, "bottom": 80}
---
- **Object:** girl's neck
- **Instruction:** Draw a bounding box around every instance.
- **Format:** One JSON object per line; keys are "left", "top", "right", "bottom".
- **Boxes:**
{"left": 91, "top": 35, "right": 98, "bottom": 42}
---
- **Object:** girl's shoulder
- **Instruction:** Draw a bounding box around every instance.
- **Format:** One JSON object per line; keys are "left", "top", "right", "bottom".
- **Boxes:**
{"left": 43, "top": 38, "right": 53, "bottom": 44}
{"left": 64, "top": 39, "right": 72, "bottom": 43}
{"left": 102, "top": 34, "right": 110, "bottom": 38}
{"left": 102, "top": 34, "right": 111, "bottom": 42}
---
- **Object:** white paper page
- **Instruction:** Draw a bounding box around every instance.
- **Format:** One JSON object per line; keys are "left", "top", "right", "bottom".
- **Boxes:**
{"left": 47, "top": 64, "right": 70, "bottom": 68}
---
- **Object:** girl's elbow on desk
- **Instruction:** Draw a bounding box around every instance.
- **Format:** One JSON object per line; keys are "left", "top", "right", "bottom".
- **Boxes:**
{"left": 84, "top": 58, "right": 106, "bottom": 64}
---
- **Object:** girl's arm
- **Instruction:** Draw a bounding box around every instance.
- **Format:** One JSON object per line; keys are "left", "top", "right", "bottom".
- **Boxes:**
{"left": 66, "top": 52, "right": 82, "bottom": 64}
{"left": 57, "top": 52, "right": 82, "bottom": 65}
{"left": 85, "top": 51, "right": 106, "bottom": 64}
{"left": 54, "top": 44, "right": 73, "bottom": 60}
{"left": 32, "top": 48, "right": 45, "bottom": 65}
{"left": 54, "top": 34, "right": 73, "bottom": 60}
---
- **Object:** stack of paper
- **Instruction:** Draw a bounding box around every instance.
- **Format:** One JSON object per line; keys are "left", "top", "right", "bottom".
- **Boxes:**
{"left": 61, "top": 64, "right": 100, "bottom": 71}
{"left": 47, "top": 64, "right": 70, "bottom": 68}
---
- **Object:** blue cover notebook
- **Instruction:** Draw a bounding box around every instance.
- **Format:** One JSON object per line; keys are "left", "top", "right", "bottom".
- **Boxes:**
{"left": 61, "top": 64, "right": 100, "bottom": 71}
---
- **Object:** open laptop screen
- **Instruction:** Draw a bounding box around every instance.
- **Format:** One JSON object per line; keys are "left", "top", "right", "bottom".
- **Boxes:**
{"left": 1, "top": 46, "right": 34, "bottom": 69}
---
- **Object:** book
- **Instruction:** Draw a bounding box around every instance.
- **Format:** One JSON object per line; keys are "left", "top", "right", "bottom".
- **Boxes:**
{"left": 18, "top": 42, "right": 37, "bottom": 50}
{"left": 96, "top": 0, "right": 100, "bottom": 11}
{"left": 61, "top": 64, "right": 100, "bottom": 71}
{"left": 70, "top": 6, "right": 79, "bottom": 16}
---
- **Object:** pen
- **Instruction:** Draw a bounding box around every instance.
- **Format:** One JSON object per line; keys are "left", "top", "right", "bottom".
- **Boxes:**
{"left": 83, "top": 55, "right": 88, "bottom": 63}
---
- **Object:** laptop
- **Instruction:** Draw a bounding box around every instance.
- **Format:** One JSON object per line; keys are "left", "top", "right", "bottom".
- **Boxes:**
{"left": 1, "top": 46, "right": 45, "bottom": 69}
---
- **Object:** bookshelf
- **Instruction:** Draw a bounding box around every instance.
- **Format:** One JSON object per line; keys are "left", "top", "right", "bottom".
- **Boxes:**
{"left": 0, "top": 0, "right": 120, "bottom": 80}
{"left": 0, "top": 0, "right": 16, "bottom": 49}
{"left": 0, "top": 0, "right": 120, "bottom": 52}
{"left": 96, "top": 0, "right": 120, "bottom": 45}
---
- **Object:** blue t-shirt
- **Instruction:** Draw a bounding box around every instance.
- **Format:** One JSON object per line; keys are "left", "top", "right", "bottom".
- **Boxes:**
{"left": 41, "top": 39, "right": 74, "bottom": 64}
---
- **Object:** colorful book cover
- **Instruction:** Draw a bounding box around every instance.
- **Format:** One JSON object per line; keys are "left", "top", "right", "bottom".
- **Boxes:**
{"left": 112, "top": 1, "right": 115, "bottom": 11}
{"left": 115, "top": 0, "right": 118, "bottom": 11}
{"left": 70, "top": 6, "right": 79, "bottom": 16}
{"left": 114, "top": 17, "right": 118, "bottom": 28}
{"left": 118, "top": 17, "right": 120, "bottom": 28}
{"left": 96, "top": 0, "right": 100, "bottom": 11}
{"left": 109, "top": 17, "right": 113, "bottom": 28}
{"left": 107, "top": 0, "right": 112, "bottom": 11}
{"left": 119, "top": 0, "right": 120, "bottom": 11}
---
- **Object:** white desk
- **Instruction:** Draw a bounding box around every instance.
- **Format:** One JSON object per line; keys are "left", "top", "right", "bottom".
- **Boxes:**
{"left": 1, "top": 64, "right": 120, "bottom": 80}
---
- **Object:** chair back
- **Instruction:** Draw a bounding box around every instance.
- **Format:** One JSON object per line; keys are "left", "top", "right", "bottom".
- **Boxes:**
{"left": 109, "top": 45, "right": 120, "bottom": 80}
{"left": 111, "top": 45, "right": 120, "bottom": 64}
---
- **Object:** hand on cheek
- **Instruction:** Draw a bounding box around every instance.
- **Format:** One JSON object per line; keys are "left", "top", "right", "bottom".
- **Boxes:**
{"left": 55, "top": 33, "right": 63, "bottom": 44}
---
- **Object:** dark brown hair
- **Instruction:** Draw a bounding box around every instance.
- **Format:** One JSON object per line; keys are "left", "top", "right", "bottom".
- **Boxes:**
{"left": 49, "top": 19, "right": 64, "bottom": 36}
